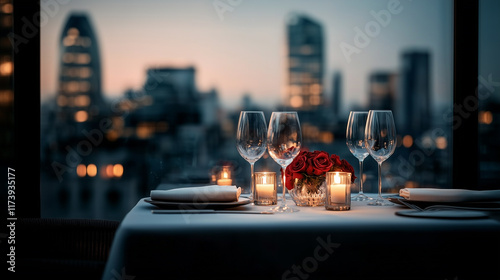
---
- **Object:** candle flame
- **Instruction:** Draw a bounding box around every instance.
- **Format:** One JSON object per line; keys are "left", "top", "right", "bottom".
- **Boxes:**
{"left": 263, "top": 176, "right": 267, "bottom": 184}
{"left": 223, "top": 172, "right": 228, "bottom": 179}
{"left": 334, "top": 173, "right": 341, "bottom": 184}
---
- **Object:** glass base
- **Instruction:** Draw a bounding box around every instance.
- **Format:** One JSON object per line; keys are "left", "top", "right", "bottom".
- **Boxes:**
{"left": 270, "top": 204, "right": 299, "bottom": 213}
{"left": 368, "top": 197, "right": 394, "bottom": 206}
{"left": 351, "top": 193, "right": 373, "bottom": 201}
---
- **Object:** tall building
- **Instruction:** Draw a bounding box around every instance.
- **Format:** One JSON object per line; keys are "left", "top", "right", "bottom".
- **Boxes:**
{"left": 55, "top": 12, "right": 106, "bottom": 140}
{"left": 368, "top": 71, "right": 397, "bottom": 110}
{"left": 285, "top": 14, "right": 324, "bottom": 110}
{"left": 398, "top": 50, "right": 431, "bottom": 136}
{"left": 331, "top": 71, "right": 342, "bottom": 118}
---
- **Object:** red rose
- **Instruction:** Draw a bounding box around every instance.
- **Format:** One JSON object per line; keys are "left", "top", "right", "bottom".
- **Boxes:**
{"left": 330, "top": 154, "right": 341, "bottom": 167}
{"left": 284, "top": 152, "right": 308, "bottom": 190}
{"left": 306, "top": 151, "right": 333, "bottom": 176}
{"left": 340, "top": 159, "right": 357, "bottom": 183}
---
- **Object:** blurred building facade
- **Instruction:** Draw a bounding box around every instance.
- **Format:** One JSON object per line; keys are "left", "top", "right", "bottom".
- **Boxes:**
{"left": 368, "top": 71, "right": 397, "bottom": 110}
{"left": 397, "top": 50, "right": 431, "bottom": 137}
{"left": 55, "top": 13, "right": 107, "bottom": 142}
{"left": 285, "top": 14, "right": 324, "bottom": 110}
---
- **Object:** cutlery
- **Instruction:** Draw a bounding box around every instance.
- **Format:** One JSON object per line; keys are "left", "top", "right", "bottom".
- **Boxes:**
{"left": 152, "top": 209, "right": 274, "bottom": 214}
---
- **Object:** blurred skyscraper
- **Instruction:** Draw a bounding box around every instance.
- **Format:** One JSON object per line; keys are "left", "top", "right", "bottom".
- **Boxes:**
{"left": 368, "top": 71, "right": 397, "bottom": 110}
{"left": 331, "top": 71, "right": 342, "bottom": 118}
{"left": 55, "top": 12, "right": 107, "bottom": 141}
{"left": 398, "top": 50, "right": 431, "bottom": 136}
{"left": 285, "top": 14, "right": 324, "bottom": 110}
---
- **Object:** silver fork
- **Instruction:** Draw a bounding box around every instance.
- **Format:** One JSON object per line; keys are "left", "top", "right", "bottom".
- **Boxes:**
{"left": 397, "top": 199, "right": 424, "bottom": 211}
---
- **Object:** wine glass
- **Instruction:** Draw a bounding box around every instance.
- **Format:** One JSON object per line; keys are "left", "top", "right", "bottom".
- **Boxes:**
{"left": 267, "top": 112, "right": 302, "bottom": 213}
{"left": 364, "top": 110, "right": 397, "bottom": 206}
{"left": 346, "top": 111, "right": 373, "bottom": 201}
{"left": 236, "top": 111, "right": 268, "bottom": 203}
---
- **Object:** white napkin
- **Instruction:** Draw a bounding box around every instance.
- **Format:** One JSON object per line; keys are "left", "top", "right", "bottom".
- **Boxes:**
{"left": 399, "top": 188, "right": 500, "bottom": 202}
{"left": 150, "top": 185, "right": 241, "bottom": 203}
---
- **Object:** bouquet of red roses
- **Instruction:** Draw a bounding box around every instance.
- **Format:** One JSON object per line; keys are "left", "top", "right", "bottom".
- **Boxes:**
{"left": 284, "top": 150, "right": 356, "bottom": 190}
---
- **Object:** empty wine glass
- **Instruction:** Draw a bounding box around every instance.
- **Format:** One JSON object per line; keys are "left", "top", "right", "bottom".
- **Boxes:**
{"left": 236, "top": 111, "right": 268, "bottom": 203}
{"left": 267, "top": 112, "right": 302, "bottom": 213}
{"left": 364, "top": 110, "right": 397, "bottom": 206}
{"left": 346, "top": 111, "right": 373, "bottom": 201}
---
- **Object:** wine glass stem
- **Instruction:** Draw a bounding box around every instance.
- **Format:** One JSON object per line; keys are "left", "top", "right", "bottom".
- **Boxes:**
{"left": 250, "top": 162, "right": 255, "bottom": 203}
{"left": 281, "top": 168, "right": 287, "bottom": 207}
{"left": 359, "top": 160, "right": 364, "bottom": 194}
{"left": 377, "top": 162, "right": 383, "bottom": 199}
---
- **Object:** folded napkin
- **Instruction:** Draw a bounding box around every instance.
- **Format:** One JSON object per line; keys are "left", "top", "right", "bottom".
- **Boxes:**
{"left": 150, "top": 185, "right": 241, "bottom": 203}
{"left": 399, "top": 188, "right": 500, "bottom": 202}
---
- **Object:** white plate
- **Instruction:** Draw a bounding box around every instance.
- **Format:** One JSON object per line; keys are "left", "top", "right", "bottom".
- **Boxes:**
{"left": 395, "top": 209, "right": 489, "bottom": 219}
{"left": 144, "top": 197, "right": 251, "bottom": 209}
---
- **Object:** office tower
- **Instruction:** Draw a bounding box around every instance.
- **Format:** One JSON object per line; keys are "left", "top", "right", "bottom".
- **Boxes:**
{"left": 368, "top": 71, "right": 397, "bottom": 110}
{"left": 56, "top": 12, "right": 106, "bottom": 139}
{"left": 331, "top": 71, "right": 342, "bottom": 118}
{"left": 398, "top": 50, "right": 431, "bottom": 136}
{"left": 286, "top": 14, "right": 324, "bottom": 110}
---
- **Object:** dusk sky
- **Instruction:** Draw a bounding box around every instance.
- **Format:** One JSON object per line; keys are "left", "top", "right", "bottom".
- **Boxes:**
{"left": 41, "top": 0, "right": 453, "bottom": 111}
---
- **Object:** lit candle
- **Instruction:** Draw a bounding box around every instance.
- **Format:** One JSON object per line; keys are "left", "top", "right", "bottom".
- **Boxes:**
{"left": 330, "top": 173, "right": 346, "bottom": 204}
{"left": 217, "top": 170, "right": 232, "bottom": 186}
{"left": 254, "top": 172, "right": 277, "bottom": 205}
{"left": 256, "top": 176, "right": 274, "bottom": 199}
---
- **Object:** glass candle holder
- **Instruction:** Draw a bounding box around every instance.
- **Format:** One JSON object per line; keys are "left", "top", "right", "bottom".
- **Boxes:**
{"left": 325, "top": 172, "right": 351, "bottom": 211}
{"left": 217, "top": 166, "right": 233, "bottom": 186}
{"left": 254, "top": 172, "right": 277, "bottom": 206}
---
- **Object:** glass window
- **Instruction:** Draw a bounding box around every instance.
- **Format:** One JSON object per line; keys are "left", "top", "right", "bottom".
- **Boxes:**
{"left": 478, "top": 0, "right": 500, "bottom": 189}
{"left": 40, "top": 0, "right": 454, "bottom": 220}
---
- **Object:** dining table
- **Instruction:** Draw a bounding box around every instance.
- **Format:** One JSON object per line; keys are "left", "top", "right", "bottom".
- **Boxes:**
{"left": 102, "top": 187, "right": 500, "bottom": 280}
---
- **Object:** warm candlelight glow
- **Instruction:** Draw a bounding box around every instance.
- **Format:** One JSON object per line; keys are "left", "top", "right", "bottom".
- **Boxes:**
{"left": 334, "top": 173, "right": 341, "bottom": 184}
{"left": 217, "top": 167, "right": 232, "bottom": 186}
{"left": 326, "top": 171, "right": 351, "bottom": 211}
{"left": 254, "top": 172, "right": 277, "bottom": 206}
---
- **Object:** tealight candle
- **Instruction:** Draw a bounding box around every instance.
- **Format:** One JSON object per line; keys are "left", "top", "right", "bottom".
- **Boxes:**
{"left": 325, "top": 172, "right": 351, "bottom": 211}
{"left": 217, "top": 167, "right": 232, "bottom": 186}
{"left": 254, "top": 172, "right": 277, "bottom": 205}
{"left": 217, "top": 172, "right": 232, "bottom": 186}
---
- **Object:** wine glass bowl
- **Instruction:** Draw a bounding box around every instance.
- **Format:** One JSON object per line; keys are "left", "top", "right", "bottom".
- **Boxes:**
{"left": 364, "top": 110, "right": 396, "bottom": 206}
{"left": 346, "top": 111, "right": 372, "bottom": 201}
{"left": 267, "top": 112, "right": 302, "bottom": 213}
{"left": 236, "top": 111, "right": 268, "bottom": 202}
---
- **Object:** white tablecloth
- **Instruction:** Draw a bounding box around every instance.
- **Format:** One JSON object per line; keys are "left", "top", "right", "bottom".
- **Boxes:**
{"left": 102, "top": 196, "right": 500, "bottom": 280}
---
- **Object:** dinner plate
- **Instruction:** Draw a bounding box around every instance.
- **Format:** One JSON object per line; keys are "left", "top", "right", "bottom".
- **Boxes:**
{"left": 144, "top": 197, "right": 251, "bottom": 209}
{"left": 395, "top": 209, "right": 489, "bottom": 219}
{"left": 387, "top": 195, "right": 500, "bottom": 209}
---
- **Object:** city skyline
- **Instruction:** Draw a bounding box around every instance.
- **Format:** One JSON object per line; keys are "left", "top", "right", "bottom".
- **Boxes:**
{"left": 41, "top": 0, "right": 453, "bottom": 113}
